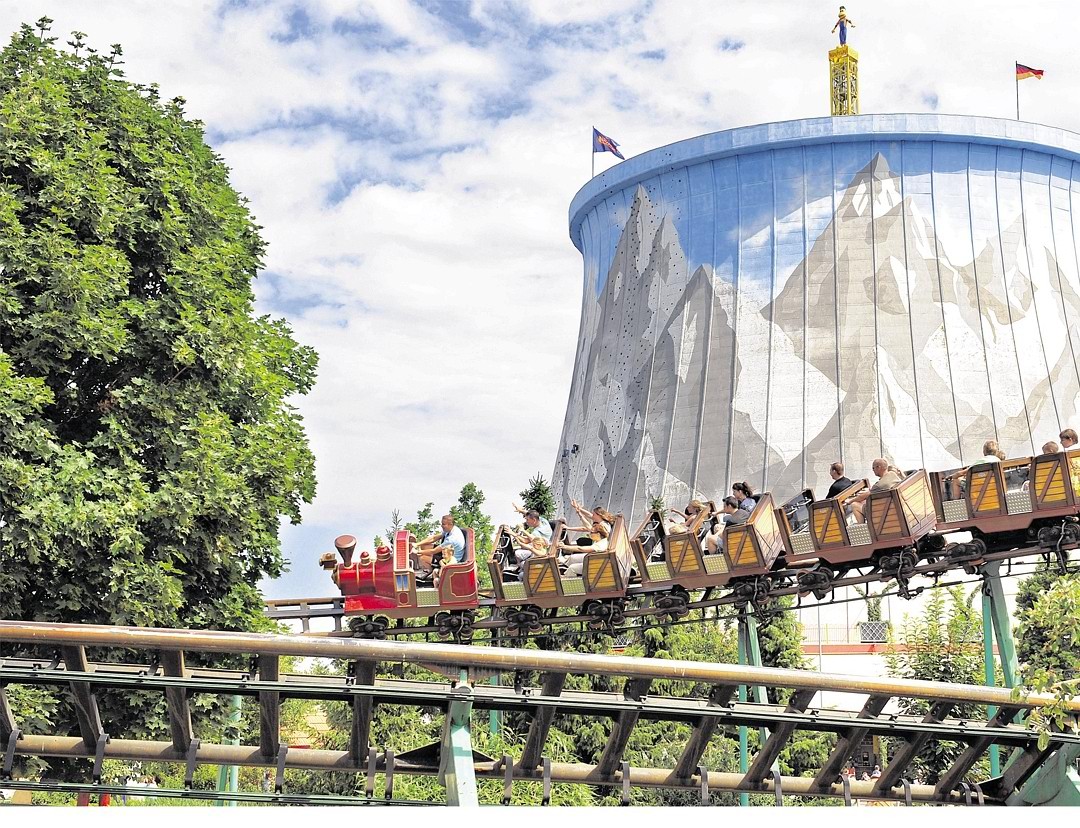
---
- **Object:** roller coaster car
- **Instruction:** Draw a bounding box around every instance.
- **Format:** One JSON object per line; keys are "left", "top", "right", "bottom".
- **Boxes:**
{"left": 630, "top": 510, "right": 668, "bottom": 566}
{"left": 632, "top": 502, "right": 730, "bottom": 591}
{"left": 789, "top": 471, "right": 937, "bottom": 572}
{"left": 776, "top": 489, "right": 815, "bottom": 553}
{"left": 720, "top": 493, "right": 788, "bottom": 603}
{"left": 489, "top": 516, "right": 633, "bottom": 630}
{"left": 930, "top": 451, "right": 1080, "bottom": 559}
{"left": 325, "top": 529, "right": 478, "bottom": 619}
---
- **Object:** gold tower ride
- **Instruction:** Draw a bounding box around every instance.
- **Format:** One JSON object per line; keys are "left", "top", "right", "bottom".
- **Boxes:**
{"left": 829, "top": 45, "right": 859, "bottom": 116}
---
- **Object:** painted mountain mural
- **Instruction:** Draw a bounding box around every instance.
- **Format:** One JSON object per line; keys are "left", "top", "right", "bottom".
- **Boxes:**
{"left": 554, "top": 150, "right": 1080, "bottom": 523}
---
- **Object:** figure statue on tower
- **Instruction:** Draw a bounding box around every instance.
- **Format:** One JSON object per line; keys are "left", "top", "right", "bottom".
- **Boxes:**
{"left": 832, "top": 5, "right": 855, "bottom": 45}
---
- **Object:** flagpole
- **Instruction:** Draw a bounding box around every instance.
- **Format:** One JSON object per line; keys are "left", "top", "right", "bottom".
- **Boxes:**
{"left": 591, "top": 128, "right": 595, "bottom": 179}
{"left": 1015, "top": 65, "right": 1020, "bottom": 120}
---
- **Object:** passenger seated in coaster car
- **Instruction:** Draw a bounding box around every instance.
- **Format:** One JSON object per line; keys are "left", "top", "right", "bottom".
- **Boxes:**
{"left": 509, "top": 508, "right": 552, "bottom": 566}
{"left": 510, "top": 531, "right": 552, "bottom": 569}
{"left": 826, "top": 461, "right": 853, "bottom": 499}
{"left": 413, "top": 514, "right": 466, "bottom": 583}
{"left": 704, "top": 496, "right": 749, "bottom": 554}
{"left": 556, "top": 520, "right": 610, "bottom": 576}
{"left": 730, "top": 482, "right": 758, "bottom": 513}
{"left": 565, "top": 500, "right": 615, "bottom": 545}
{"left": 665, "top": 499, "right": 705, "bottom": 534}
{"left": 945, "top": 440, "right": 1006, "bottom": 499}
{"left": 848, "top": 459, "right": 900, "bottom": 523}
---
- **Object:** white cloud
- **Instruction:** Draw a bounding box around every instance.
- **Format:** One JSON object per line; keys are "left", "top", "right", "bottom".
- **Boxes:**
{"left": 2, "top": 0, "right": 1077, "bottom": 598}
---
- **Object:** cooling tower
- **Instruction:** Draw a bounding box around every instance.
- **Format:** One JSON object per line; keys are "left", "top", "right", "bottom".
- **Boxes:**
{"left": 553, "top": 114, "right": 1080, "bottom": 521}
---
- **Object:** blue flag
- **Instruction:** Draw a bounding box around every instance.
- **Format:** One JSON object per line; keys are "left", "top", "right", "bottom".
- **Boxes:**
{"left": 593, "top": 127, "right": 625, "bottom": 160}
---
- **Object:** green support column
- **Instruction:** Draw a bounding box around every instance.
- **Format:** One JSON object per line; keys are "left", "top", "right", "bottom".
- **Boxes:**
{"left": 737, "top": 613, "right": 769, "bottom": 807}
{"left": 1009, "top": 745, "right": 1080, "bottom": 806}
{"left": 982, "top": 560, "right": 1026, "bottom": 780}
{"left": 982, "top": 589, "right": 1001, "bottom": 777}
{"left": 489, "top": 630, "right": 500, "bottom": 737}
{"left": 215, "top": 694, "right": 241, "bottom": 806}
{"left": 440, "top": 671, "right": 478, "bottom": 807}
{"left": 737, "top": 622, "right": 748, "bottom": 807}
{"left": 983, "top": 561, "right": 1019, "bottom": 687}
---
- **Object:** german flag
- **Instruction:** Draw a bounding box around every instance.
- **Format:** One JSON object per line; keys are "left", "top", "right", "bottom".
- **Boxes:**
{"left": 1016, "top": 63, "right": 1045, "bottom": 80}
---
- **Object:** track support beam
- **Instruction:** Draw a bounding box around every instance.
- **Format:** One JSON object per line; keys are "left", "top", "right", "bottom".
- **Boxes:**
{"left": 813, "top": 694, "right": 890, "bottom": 790}
{"left": 597, "top": 678, "right": 651, "bottom": 777}
{"left": 349, "top": 660, "right": 377, "bottom": 762}
{"left": 439, "top": 672, "right": 477, "bottom": 806}
{"left": 745, "top": 689, "right": 816, "bottom": 787}
{"left": 521, "top": 673, "right": 566, "bottom": 770}
{"left": 160, "top": 650, "right": 193, "bottom": 753}
{"left": 673, "top": 684, "right": 736, "bottom": 779}
{"left": 258, "top": 655, "right": 280, "bottom": 758}
{"left": 60, "top": 645, "right": 104, "bottom": 749}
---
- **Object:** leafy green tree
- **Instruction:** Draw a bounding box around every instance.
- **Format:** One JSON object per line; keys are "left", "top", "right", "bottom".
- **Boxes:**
{"left": 519, "top": 473, "right": 555, "bottom": 517}
{"left": 885, "top": 587, "right": 986, "bottom": 783}
{"left": 755, "top": 597, "right": 807, "bottom": 702}
{"left": 382, "top": 508, "right": 403, "bottom": 545}
{"left": 0, "top": 20, "right": 317, "bottom": 767}
{"left": 1015, "top": 566, "right": 1077, "bottom": 668}
{"left": 450, "top": 482, "right": 494, "bottom": 555}
{"left": 1014, "top": 573, "right": 1080, "bottom": 748}
{"left": 403, "top": 502, "right": 436, "bottom": 540}
{"left": 0, "top": 21, "right": 317, "bottom": 631}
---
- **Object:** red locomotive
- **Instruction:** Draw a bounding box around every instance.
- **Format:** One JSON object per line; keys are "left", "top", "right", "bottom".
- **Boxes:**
{"left": 319, "top": 528, "right": 477, "bottom": 638}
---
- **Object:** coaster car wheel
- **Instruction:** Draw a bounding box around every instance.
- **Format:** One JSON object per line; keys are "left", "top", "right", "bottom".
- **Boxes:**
{"left": 796, "top": 565, "right": 834, "bottom": 601}
{"left": 653, "top": 586, "right": 691, "bottom": 622}
{"left": 348, "top": 615, "right": 390, "bottom": 639}
{"left": 917, "top": 532, "right": 946, "bottom": 563}
{"left": 877, "top": 547, "right": 918, "bottom": 580}
{"left": 1038, "top": 520, "right": 1080, "bottom": 550}
{"left": 435, "top": 609, "right": 475, "bottom": 644}
{"left": 505, "top": 604, "right": 544, "bottom": 636}
{"left": 583, "top": 598, "right": 626, "bottom": 630}
{"left": 946, "top": 538, "right": 987, "bottom": 574}
{"left": 731, "top": 576, "right": 772, "bottom": 608}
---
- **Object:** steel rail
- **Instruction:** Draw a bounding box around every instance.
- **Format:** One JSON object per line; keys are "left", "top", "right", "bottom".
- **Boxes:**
{"left": 1, "top": 660, "right": 1061, "bottom": 747}
{"left": 6, "top": 733, "right": 971, "bottom": 804}
{"left": 3, "top": 620, "right": 1079, "bottom": 712}
{"left": 0, "top": 779, "right": 434, "bottom": 806}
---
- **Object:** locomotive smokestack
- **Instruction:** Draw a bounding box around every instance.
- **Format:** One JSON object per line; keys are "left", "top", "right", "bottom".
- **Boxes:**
{"left": 335, "top": 534, "right": 357, "bottom": 567}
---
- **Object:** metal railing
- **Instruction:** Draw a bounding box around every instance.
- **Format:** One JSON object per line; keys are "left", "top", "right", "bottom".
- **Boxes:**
{"left": 2, "top": 620, "right": 1079, "bottom": 806}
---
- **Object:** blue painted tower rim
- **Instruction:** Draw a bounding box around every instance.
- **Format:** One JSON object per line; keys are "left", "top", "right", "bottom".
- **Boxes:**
{"left": 569, "top": 114, "right": 1080, "bottom": 253}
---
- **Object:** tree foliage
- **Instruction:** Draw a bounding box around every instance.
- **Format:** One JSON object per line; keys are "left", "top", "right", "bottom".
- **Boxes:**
{"left": 403, "top": 502, "right": 436, "bottom": 541}
{"left": 1014, "top": 572, "right": 1080, "bottom": 748}
{"left": 0, "top": 21, "right": 318, "bottom": 768}
{"left": 450, "top": 482, "right": 494, "bottom": 556}
{"left": 0, "top": 21, "right": 317, "bottom": 631}
{"left": 885, "top": 587, "right": 986, "bottom": 783}
{"left": 518, "top": 473, "right": 555, "bottom": 518}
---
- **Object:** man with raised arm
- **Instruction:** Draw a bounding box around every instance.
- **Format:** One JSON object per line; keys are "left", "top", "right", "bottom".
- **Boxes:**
{"left": 510, "top": 508, "right": 553, "bottom": 567}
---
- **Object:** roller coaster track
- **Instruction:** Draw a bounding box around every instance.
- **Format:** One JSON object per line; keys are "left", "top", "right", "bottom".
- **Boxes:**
{"left": 264, "top": 541, "right": 1074, "bottom": 638}
{"left": 1, "top": 621, "right": 1078, "bottom": 806}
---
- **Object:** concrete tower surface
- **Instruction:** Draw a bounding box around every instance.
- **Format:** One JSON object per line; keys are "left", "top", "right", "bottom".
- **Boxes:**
{"left": 553, "top": 114, "right": 1080, "bottom": 523}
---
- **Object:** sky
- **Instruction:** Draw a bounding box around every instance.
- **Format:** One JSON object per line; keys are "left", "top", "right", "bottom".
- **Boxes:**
{"left": 1, "top": 1, "right": 1077, "bottom": 600}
